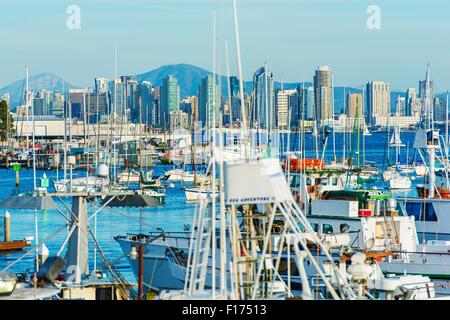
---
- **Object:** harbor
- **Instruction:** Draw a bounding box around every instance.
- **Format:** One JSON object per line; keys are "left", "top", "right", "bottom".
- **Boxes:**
{"left": 1, "top": 0, "right": 450, "bottom": 308}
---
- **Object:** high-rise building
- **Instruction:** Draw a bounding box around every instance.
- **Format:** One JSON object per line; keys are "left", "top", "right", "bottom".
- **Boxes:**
{"left": 152, "top": 87, "right": 160, "bottom": 127}
{"left": 275, "top": 89, "right": 297, "bottom": 129}
{"left": 52, "top": 92, "right": 65, "bottom": 118}
{"left": 181, "top": 96, "right": 197, "bottom": 125}
{"left": 33, "top": 90, "right": 53, "bottom": 116}
{"left": 229, "top": 76, "right": 240, "bottom": 97}
{"left": 227, "top": 76, "right": 242, "bottom": 125}
{"left": 366, "top": 81, "right": 391, "bottom": 124}
{"left": 86, "top": 93, "right": 108, "bottom": 123}
{"left": 298, "top": 85, "right": 315, "bottom": 122}
{"left": 198, "top": 74, "right": 218, "bottom": 127}
{"left": 68, "top": 88, "right": 92, "bottom": 120}
{"left": 121, "top": 76, "right": 140, "bottom": 122}
{"left": 406, "top": 88, "right": 417, "bottom": 116}
{"left": 110, "top": 79, "right": 125, "bottom": 117}
{"left": 140, "top": 81, "right": 153, "bottom": 126}
{"left": 95, "top": 77, "right": 108, "bottom": 95}
{"left": 169, "top": 110, "right": 190, "bottom": 131}
{"left": 253, "top": 65, "right": 274, "bottom": 129}
{"left": 347, "top": 93, "right": 363, "bottom": 118}
{"left": 313, "top": 66, "right": 333, "bottom": 123}
{"left": 160, "top": 75, "right": 180, "bottom": 127}
{"left": 419, "top": 80, "right": 435, "bottom": 99}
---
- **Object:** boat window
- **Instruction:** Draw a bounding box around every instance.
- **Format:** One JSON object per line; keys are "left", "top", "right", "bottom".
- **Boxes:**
{"left": 310, "top": 223, "right": 319, "bottom": 233}
{"left": 405, "top": 202, "right": 438, "bottom": 222}
{"left": 322, "top": 224, "right": 334, "bottom": 234}
{"left": 306, "top": 178, "right": 312, "bottom": 186}
{"left": 331, "top": 177, "right": 338, "bottom": 185}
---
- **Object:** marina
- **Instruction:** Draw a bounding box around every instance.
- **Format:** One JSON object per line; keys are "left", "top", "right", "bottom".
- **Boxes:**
{"left": 1, "top": 0, "right": 450, "bottom": 309}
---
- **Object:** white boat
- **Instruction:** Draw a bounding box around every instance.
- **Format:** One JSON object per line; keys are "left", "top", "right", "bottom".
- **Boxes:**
{"left": 117, "top": 170, "right": 141, "bottom": 183}
{"left": 164, "top": 169, "right": 188, "bottom": 182}
{"left": 380, "top": 240, "right": 450, "bottom": 283}
{"left": 389, "top": 172, "right": 412, "bottom": 189}
{"left": 398, "top": 164, "right": 415, "bottom": 174}
{"left": 54, "top": 175, "right": 109, "bottom": 193}
{"left": 165, "top": 168, "right": 207, "bottom": 184}
{"left": 184, "top": 185, "right": 218, "bottom": 202}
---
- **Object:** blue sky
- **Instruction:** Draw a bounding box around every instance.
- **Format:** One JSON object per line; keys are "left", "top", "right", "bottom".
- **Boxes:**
{"left": 0, "top": 0, "right": 449, "bottom": 91}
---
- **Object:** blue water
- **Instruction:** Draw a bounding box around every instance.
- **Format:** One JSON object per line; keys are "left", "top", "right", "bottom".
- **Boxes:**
{"left": 0, "top": 132, "right": 420, "bottom": 281}
{"left": 0, "top": 165, "right": 197, "bottom": 283}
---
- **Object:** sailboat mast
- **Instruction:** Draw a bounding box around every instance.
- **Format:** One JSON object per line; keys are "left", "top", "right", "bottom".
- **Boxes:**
{"left": 232, "top": 0, "right": 248, "bottom": 160}
{"left": 28, "top": 67, "right": 37, "bottom": 191}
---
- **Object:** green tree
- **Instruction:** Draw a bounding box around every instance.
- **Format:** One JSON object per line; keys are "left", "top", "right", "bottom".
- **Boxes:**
{"left": 0, "top": 100, "right": 14, "bottom": 142}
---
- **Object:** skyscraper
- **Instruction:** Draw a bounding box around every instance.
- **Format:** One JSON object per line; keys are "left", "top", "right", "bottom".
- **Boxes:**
{"left": 366, "top": 81, "right": 391, "bottom": 124}
{"left": 298, "top": 85, "right": 315, "bottom": 122}
{"left": 253, "top": 65, "right": 274, "bottom": 129}
{"left": 95, "top": 77, "right": 108, "bottom": 95}
{"left": 198, "top": 74, "right": 218, "bottom": 127}
{"left": 406, "top": 88, "right": 416, "bottom": 116}
{"left": 229, "top": 76, "right": 240, "bottom": 97}
{"left": 313, "top": 66, "right": 333, "bottom": 123}
{"left": 160, "top": 75, "right": 180, "bottom": 127}
{"left": 227, "top": 76, "right": 241, "bottom": 125}
{"left": 68, "top": 88, "right": 92, "bottom": 120}
{"left": 275, "top": 89, "right": 297, "bottom": 129}
{"left": 419, "top": 79, "right": 435, "bottom": 99}
{"left": 140, "top": 81, "right": 153, "bottom": 126}
{"left": 110, "top": 79, "right": 125, "bottom": 117}
{"left": 347, "top": 93, "right": 363, "bottom": 118}
{"left": 52, "top": 92, "right": 65, "bottom": 118}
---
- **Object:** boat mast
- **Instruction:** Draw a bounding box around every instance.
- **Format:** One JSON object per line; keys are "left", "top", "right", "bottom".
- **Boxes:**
{"left": 232, "top": 0, "right": 248, "bottom": 160}
{"left": 28, "top": 67, "right": 37, "bottom": 191}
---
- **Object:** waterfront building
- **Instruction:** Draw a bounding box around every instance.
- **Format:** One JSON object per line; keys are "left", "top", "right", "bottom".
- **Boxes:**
{"left": 198, "top": 74, "right": 218, "bottom": 128}
{"left": 313, "top": 66, "right": 333, "bottom": 123}
{"left": 160, "top": 75, "right": 180, "bottom": 127}
{"left": 297, "top": 85, "right": 315, "bottom": 123}
{"left": 253, "top": 65, "right": 275, "bottom": 129}
{"left": 275, "top": 89, "right": 297, "bottom": 130}
{"left": 373, "top": 115, "right": 420, "bottom": 129}
{"left": 366, "top": 81, "right": 391, "bottom": 124}
{"left": 347, "top": 93, "right": 364, "bottom": 119}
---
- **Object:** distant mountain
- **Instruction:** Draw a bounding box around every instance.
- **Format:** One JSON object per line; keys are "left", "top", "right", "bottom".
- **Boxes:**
{"left": 137, "top": 64, "right": 209, "bottom": 98}
{"left": 0, "top": 73, "right": 76, "bottom": 109}
{"left": 4, "top": 64, "right": 444, "bottom": 115}
{"left": 137, "top": 63, "right": 312, "bottom": 98}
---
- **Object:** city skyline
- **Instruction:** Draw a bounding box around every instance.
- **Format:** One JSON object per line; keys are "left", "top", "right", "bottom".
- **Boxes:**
{"left": 1, "top": 1, "right": 450, "bottom": 91}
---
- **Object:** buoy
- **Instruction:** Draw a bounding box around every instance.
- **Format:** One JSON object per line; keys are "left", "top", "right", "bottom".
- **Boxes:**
{"left": 4, "top": 211, "right": 11, "bottom": 242}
